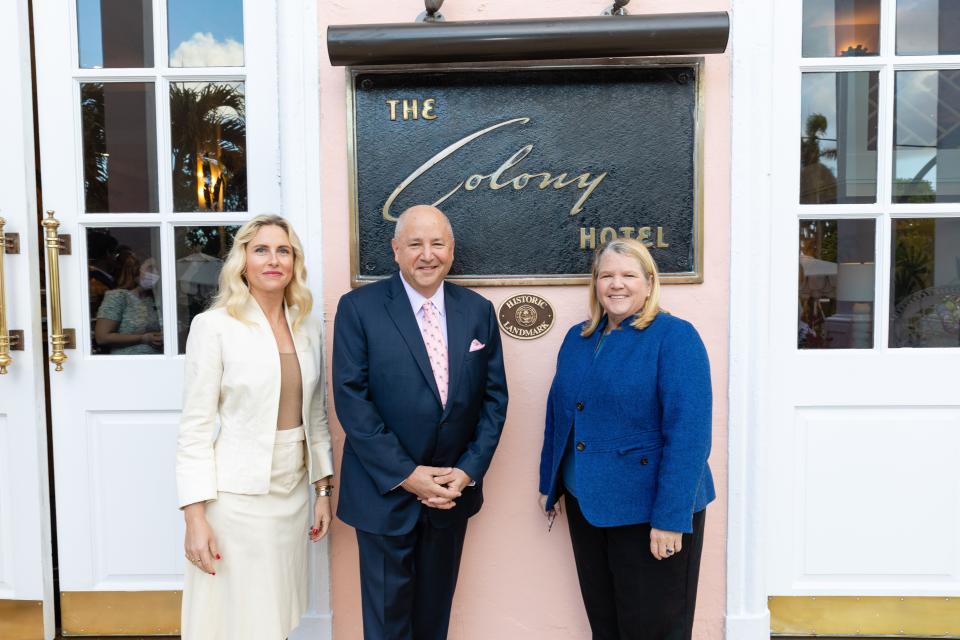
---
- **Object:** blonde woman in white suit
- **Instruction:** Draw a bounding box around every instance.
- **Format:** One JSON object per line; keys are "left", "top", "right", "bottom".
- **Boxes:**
{"left": 176, "top": 215, "right": 334, "bottom": 640}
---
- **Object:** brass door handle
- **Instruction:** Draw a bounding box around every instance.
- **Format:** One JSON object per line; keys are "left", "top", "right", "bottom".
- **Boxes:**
{"left": 0, "top": 216, "right": 12, "bottom": 374}
{"left": 42, "top": 210, "right": 68, "bottom": 371}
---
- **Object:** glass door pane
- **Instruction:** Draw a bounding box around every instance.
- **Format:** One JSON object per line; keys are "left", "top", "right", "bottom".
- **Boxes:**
{"left": 801, "top": 72, "right": 879, "bottom": 204}
{"left": 890, "top": 218, "right": 960, "bottom": 347}
{"left": 167, "top": 0, "right": 245, "bottom": 67}
{"left": 81, "top": 82, "right": 159, "bottom": 213}
{"left": 77, "top": 0, "right": 154, "bottom": 68}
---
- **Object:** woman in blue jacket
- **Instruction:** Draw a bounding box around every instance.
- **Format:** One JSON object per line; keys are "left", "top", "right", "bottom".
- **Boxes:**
{"left": 539, "top": 238, "right": 714, "bottom": 640}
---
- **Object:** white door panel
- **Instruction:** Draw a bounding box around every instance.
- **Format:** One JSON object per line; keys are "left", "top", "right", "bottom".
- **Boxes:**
{"left": 766, "top": 0, "right": 960, "bottom": 611}
{"left": 0, "top": 0, "right": 55, "bottom": 637}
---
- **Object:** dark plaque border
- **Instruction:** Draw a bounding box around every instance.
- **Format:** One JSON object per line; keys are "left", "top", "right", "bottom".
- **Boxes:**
{"left": 346, "top": 59, "right": 704, "bottom": 287}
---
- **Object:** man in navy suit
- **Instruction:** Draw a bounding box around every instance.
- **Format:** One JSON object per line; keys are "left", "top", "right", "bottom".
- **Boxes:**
{"left": 333, "top": 204, "right": 509, "bottom": 640}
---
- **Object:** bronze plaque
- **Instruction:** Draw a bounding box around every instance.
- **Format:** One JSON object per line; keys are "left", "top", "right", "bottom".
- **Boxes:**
{"left": 498, "top": 294, "right": 555, "bottom": 340}
{"left": 348, "top": 61, "right": 704, "bottom": 286}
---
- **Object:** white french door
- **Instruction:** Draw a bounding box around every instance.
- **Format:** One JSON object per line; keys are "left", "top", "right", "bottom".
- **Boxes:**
{"left": 765, "top": 0, "right": 960, "bottom": 634}
{"left": 0, "top": 1, "right": 55, "bottom": 638}
{"left": 25, "top": 0, "right": 321, "bottom": 635}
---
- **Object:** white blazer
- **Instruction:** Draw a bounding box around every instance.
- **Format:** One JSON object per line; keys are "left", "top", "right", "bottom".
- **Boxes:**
{"left": 176, "top": 297, "right": 334, "bottom": 508}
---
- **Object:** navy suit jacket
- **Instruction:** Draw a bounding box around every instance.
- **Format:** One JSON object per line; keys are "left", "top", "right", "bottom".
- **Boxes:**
{"left": 333, "top": 273, "right": 509, "bottom": 536}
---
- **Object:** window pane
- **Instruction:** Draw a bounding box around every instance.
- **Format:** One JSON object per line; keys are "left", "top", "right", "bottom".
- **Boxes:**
{"left": 799, "top": 219, "right": 877, "bottom": 349}
{"left": 890, "top": 218, "right": 960, "bottom": 348}
{"left": 87, "top": 227, "right": 163, "bottom": 355}
{"left": 803, "top": 0, "right": 880, "bottom": 57}
{"left": 894, "top": 71, "right": 960, "bottom": 203}
{"left": 897, "top": 0, "right": 960, "bottom": 55}
{"left": 170, "top": 81, "right": 247, "bottom": 212}
{"left": 77, "top": 0, "right": 154, "bottom": 68}
{"left": 801, "top": 72, "right": 879, "bottom": 204}
{"left": 167, "top": 0, "right": 244, "bottom": 67}
{"left": 81, "top": 82, "right": 159, "bottom": 213}
{"left": 174, "top": 225, "right": 239, "bottom": 353}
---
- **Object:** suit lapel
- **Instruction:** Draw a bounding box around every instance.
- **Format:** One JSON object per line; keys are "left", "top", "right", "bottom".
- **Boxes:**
{"left": 443, "top": 283, "right": 466, "bottom": 419}
{"left": 385, "top": 274, "right": 443, "bottom": 406}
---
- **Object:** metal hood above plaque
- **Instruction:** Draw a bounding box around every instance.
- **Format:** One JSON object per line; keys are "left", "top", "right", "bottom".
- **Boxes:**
{"left": 327, "top": 13, "right": 729, "bottom": 67}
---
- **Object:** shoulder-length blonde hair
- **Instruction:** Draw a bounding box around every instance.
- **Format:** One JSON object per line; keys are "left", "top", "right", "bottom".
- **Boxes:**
{"left": 581, "top": 237, "right": 662, "bottom": 337}
{"left": 211, "top": 215, "right": 313, "bottom": 330}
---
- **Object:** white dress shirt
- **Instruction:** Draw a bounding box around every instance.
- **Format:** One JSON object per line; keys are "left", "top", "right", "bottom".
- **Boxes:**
{"left": 399, "top": 273, "right": 448, "bottom": 346}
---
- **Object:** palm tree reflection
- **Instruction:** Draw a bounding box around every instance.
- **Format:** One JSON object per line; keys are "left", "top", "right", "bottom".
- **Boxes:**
{"left": 170, "top": 82, "right": 247, "bottom": 212}
{"left": 800, "top": 113, "right": 839, "bottom": 204}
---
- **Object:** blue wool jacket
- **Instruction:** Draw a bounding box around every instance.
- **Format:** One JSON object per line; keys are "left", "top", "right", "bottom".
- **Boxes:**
{"left": 538, "top": 313, "right": 715, "bottom": 533}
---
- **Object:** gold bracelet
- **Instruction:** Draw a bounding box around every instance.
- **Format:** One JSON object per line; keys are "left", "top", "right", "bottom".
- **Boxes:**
{"left": 314, "top": 484, "right": 334, "bottom": 497}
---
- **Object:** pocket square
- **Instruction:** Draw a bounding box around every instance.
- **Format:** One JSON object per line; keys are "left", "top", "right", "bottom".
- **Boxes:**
{"left": 469, "top": 339, "right": 485, "bottom": 352}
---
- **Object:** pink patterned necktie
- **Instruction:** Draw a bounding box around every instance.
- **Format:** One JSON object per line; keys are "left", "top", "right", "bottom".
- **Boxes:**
{"left": 420, "top": 301, "right": 448, "bottom": 407}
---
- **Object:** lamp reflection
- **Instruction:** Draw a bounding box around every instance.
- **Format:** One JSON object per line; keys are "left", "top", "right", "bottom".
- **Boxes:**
{"left": 170, "top": 81, "right": 246, "bottom": 213}
{"left": 803, "top": 0, "right": 880, "bottom": 58}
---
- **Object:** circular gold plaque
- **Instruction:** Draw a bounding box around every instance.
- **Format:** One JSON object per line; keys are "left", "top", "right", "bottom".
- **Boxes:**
{"left": 498, "top": 294, "right": 555, "bottom": 340}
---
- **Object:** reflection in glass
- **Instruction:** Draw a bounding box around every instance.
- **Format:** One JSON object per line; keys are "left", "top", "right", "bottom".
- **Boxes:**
{"left": 890, "top": 218, "right": 960, "bottom": 348}
{"left": 798, "top": 219, "right": 876, "bottom": 349}
{"left": 87, "top": 227, "right": 163, "bottom": 355}
{"left": 170, "top": 82, "right": 247, "bottom": 212}
{"left": 803, "top": 0, "right": 881, "bottom": 57}
{"left": 167, "top": 0, "right": 244, "bottom": 67}
{"left": 897, "top": 0, "right": 960, "bottom": 55}
{"left": 81, "top": 82, "right": 159, "bottom": 213}
{"left": 77, "top": 0, "right": 154, "bottom": 68}
{"left": 801, "top": 72, "right": 879, "bottom": 204}
{"left": 175, "top": 225, "right": 238, "bottom": 353}
{"left": 894, "top": 71, "right": 960, "bottom": 203}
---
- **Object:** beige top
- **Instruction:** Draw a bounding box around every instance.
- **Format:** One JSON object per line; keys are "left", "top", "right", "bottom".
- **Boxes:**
{"left": 277, "top": 353, "right": 303, "bottom": 430}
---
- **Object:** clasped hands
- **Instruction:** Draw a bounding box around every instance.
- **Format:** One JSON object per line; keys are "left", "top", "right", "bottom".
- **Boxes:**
{"left": 401, "top": 465, "right": 470, "bottom": 509}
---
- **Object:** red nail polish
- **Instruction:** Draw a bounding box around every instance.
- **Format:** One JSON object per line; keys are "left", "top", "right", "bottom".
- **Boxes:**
{"left": 215, "top": 554, "right": 221, "bottom": 560}
{"left": 212, "top": 572, "right": 216, "bottom": 575}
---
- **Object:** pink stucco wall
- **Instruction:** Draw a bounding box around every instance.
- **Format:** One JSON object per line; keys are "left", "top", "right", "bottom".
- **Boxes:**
{"left": 319, "top": 2, "right": 730, "bottom": 638}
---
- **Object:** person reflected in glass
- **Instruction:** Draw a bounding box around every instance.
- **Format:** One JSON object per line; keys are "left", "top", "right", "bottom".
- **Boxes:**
{"left": 538, "top": 238, "right": 715, "bottom": 640}
{"left": 176, "top": 215, "right": 334, "bottom": 640}
{"left": 87, "top": 231, "right": 119, "bottom": 317}
{"left": 94, "top": 249, "right": 163, "bottom": 354}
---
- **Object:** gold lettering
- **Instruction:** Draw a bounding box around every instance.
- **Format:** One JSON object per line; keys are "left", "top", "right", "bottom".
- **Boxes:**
{"left": 386, "top": 99, "right": 400, "bottom": 121}
{"left": 571, "top": 173, "right": 607, "bottom": 215}
{"left": 464, "top": 174, "right": 485, "bottom": 191}
{"left": 382, "top": 116, "right": 607, "bottom": 220}
{"left": 422, "top": 98, "right": 437, "bottom": 120}
{"left": 382, "top": 117, "right": 530, "bottom": 221}
{"left": 580, "top": 227, "right": 596, "bottom": 250}
{"left": 537, "top": 173, "right": 608, "bottom": 215}
{"left": 657, "top": 227, "right": 670, "bottom": 248}
{"left": 619, "top": 226, "right": 635, "bottom": 238}
{"left": 504, "top": 296, "right": 547, "bottom": 309}
{"left": 600, "top": 227, "right": 617, "bottom": 244}
{"left": 402, "top": 99, "right": 418, "bottom": 121}
{"left": 638, "top": 226, "right": 652, "bottom": 246}
{"left": 488, "top": 146, "right": 534, "bottom": 190}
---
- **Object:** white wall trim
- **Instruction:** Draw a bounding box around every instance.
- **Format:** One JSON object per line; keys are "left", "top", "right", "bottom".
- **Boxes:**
{"left": 726, "top": 0, "right": 776, "bottom": 637}
{"left": 289, "top": 612, "right": 333, "bottom": 640}
{"left": 277, "top": 0, "right": 332, "bottom": 636}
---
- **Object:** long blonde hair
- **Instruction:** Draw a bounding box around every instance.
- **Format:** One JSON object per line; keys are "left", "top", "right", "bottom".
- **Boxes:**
{"left": 581, "top": 238, "right": 662, "bottom": 337}
{"left": 211, "top": 215, "right": 313, "bottom": 329}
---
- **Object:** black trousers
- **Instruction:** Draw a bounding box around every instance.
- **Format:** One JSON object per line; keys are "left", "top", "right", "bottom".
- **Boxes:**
{"left": 565, "top": 493, "right": 706, "bottom": 640}
{"left": 355, "top": 511, "right": 468, "bottom": 640}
